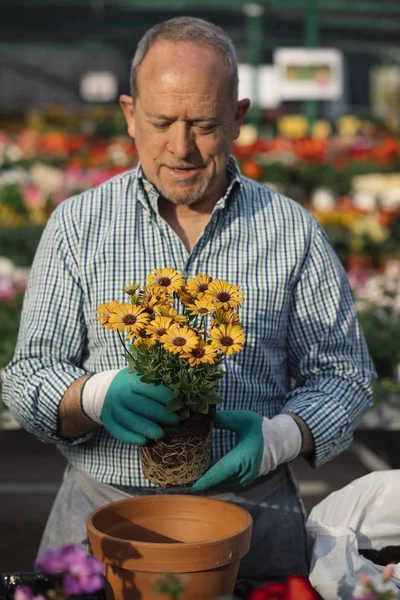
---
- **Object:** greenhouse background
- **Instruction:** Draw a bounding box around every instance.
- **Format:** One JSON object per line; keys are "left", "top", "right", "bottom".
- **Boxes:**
{"left": 1, "top": 0, "right": 400, "bottom": 576}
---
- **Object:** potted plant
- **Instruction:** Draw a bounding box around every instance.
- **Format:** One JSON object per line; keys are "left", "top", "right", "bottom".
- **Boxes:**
{"left": 96, "top": 268, "right": 245, "bottom": 487}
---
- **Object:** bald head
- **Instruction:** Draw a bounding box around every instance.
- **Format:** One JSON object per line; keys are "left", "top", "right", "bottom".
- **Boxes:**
{"left": 136, "top": 40, "right": 232, "bottom": 111}
{"left": 130, "top": 16, "right": 239, "bottom": 106}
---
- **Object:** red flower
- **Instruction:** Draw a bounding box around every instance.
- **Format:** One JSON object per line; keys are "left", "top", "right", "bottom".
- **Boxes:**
{"left": 286, "top": 576, "right": 320, "bottom": 600}
{"left": 249, "top": 582, "right": 286, "bottom": 600}
{"left": 248, "top": 576, "right": 319, "bottom": 600}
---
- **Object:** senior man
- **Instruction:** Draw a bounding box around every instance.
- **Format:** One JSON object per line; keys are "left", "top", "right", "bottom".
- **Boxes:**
{"left": 3, "top": 16, "right": 375, "bottom": 596}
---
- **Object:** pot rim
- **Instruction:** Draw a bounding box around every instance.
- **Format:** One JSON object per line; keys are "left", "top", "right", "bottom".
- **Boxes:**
{"left": 86, "top": 495, "right": 253, "bottom": 572}
{"left": 87, "top": 494, "right": 252, "bottom": 550}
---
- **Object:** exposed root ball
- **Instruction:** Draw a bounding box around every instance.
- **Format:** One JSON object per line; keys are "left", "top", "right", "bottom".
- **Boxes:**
{"left": 140, "top": 410, "right": 214, "bottom": 487}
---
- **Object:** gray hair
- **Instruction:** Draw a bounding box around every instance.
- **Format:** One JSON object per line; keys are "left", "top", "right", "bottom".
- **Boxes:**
{"left": 130, "top": 16, "right": 239, "bottom": 105}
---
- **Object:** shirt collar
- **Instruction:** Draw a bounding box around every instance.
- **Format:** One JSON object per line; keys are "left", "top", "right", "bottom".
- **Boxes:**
{"left": 136, "top": 155, "right": 242, "bottom": 214}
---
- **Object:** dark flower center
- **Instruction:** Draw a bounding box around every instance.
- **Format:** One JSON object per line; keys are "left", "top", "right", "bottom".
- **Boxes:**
{"left": 198, "top": 307, "right": 209, "bottom": 314}
{"left": 217, "top": 292, "right": 231, "bottom": 302}
{"left": 198, "top": 283, "right": 209, "bottom": 292}
{"left": 124, "top": 315, "right": 138, "bottom": 325}
{"left": 157, "top": 328, "right": 167, "bottom": 336}
{"left": 192, "top": 348, "right": 206, "bottom": 358}
{"left": 159, "top": 277, "right": 172, "bottom": 287}
{"left": 220, "top": 336, "right": 233, "bottom": 346}
{"left": 174, "top": 337, "right": 187, "bottom": 346}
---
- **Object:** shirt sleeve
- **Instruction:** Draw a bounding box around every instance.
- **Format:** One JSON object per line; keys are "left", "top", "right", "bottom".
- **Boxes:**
{"left": 281, "top": 221, "right": 376, "bottom": 468}
{"left": 2, "top": 203, "right": 95, "bottom": 445}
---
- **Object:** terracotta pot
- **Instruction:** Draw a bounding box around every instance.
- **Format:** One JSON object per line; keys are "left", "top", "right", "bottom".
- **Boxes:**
{"left": 139, "top": 408, "right": 215, "bottom": 488}
{"left": 86, "top": 494, "right": 252, "bottom": 600}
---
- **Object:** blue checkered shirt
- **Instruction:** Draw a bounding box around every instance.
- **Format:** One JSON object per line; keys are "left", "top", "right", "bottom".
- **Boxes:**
{"left": 3, "top": 157, "right": 375, "bottom": 487}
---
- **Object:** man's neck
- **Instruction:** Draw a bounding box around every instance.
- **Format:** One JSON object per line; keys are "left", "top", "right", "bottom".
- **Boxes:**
{"left": 158, "top": 196, "right": 218, "bottom": 253}
{"left": 155, "top": 170, "right": 231, "bottom": 252}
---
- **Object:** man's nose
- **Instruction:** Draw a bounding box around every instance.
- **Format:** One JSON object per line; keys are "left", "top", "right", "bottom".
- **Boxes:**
{"left": 168, "top": 123, "right": 196, "bottom": 159}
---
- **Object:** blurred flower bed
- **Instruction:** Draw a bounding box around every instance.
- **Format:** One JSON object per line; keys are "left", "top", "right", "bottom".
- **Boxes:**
{"left": 1, "top": 114, "right": 400, "bottom": 413}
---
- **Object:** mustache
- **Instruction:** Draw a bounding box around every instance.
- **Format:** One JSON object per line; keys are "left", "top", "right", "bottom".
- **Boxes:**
{"left": 159, "top": 163, "right": 206, "bottom": 170}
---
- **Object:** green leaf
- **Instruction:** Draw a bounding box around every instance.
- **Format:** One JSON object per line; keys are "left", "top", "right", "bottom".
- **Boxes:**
{"left": 196, "top": 397, "right": 208, "bottom": 413}
{"left": 127, "top": 357, "right": 138, "bottom": 372}
{"left": 204, "top": 394, "right": 224, "bottom": 405}
{"left": 139, "top": 374, "right": 158, "bottom": 384}
{"left": 185, "top": 398, "right": 199, "bottom": 406}
{"left": 167, "top": 396, "right": 185, "bottom": 412}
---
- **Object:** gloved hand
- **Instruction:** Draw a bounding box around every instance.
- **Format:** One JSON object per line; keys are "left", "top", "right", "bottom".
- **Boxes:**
{"left": 191, "top": 410, "right": 302, "bottom": 492}
{"left": 80, "top": 367, "right": 179, "bottom": 445}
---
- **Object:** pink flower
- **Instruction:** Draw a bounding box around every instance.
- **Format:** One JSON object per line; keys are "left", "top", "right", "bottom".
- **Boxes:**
{"left": 382, "top": 564, "right": 396, "bottom": 582}
{"left": 22, "top": 185, "right": 45, "bottom": 209}
{"left": 87, "top": 169, "right": 114, "bottom": 188}
{"left": 357, "top": 573, "right": 370, "bottom": 586}
{"left": 14, "top": 586, "right": 46, "bottom": 600}
{"left": 0, "top": 277, "right": 14, "bottom": 301}
{"left": 62, "top": 168, "right": 87, "bottom": 189}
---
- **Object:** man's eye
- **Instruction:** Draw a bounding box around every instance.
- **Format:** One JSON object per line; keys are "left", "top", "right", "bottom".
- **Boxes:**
{"left": 197, "top": 125, "right": 217, "bottom": 133}
{"left": 153, "top": 123, "right": 169, "bottom": 129}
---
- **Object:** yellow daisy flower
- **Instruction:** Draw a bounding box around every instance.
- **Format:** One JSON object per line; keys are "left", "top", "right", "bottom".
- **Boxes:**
{"left": 121, "top": 282, "right": 140, "bottom": 296}
{"left": 95, "top": 300, "right": 120, "bottom": 329}
{"left": 210, "top": 323, "right": 245, "bottom": 355}
{"left": 156, "top": 304, "right": 187, "bottom": 324}
{"left": 108, "top": 303, "right": 150, "bottom": 336}
{"left": 127, "top": 327, "right": 157, "bottom": 349}
{"left": 160, "top": 325, "right": 199, "bottom": 355}
{"left": 133, "top": 336, "right": 157, "bottom": 349}
{"left": 176, "top": 286, "right": 196, "bottom": 307}
{"left": 140, "top": 287, "right": 175, "bottom": 306}
{"left": 205, "top": 280, "right": 244, "bottom": 310}
{"left": 181, "top": 339, "right": 218, "bottom": 367}
{"left": 146, "top": 316, "right": 173, "bottom": 340}
{"left": 187, "top": 297, "right": 216, "bottom": 316}
{"left": 145, "top": 268, "right": 184, "bottom": 295}
{"left": 186, "top": 274, "right": 213, "bottom": 298}
{"left": 212, "top": 308, "right": 240, "bottom": 326}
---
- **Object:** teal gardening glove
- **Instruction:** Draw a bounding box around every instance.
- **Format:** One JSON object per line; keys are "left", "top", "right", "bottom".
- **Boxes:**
{"left": 80, "top": 367, "right": 179, "bottom": 444}
{"left": 191, "top": 410, "right": 303, "bottom": 491}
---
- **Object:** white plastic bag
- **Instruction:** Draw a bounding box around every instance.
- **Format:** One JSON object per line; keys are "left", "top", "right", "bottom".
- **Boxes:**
{"left": 306, "top": 470, "right": 400, "bottom": 600}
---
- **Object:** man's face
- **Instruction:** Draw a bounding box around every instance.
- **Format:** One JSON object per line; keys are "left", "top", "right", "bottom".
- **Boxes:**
{"left": 120, "top": 41, "right": 249, "bottom": 206}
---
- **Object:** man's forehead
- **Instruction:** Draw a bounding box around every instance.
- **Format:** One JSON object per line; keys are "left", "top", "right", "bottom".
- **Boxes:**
{"left": 138, "top": 40, "right": 229, "bottom": 84}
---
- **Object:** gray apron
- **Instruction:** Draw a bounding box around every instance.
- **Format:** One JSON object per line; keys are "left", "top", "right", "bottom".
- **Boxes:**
{"left": 39, "top": 464, "right": 309, "bottom": 595}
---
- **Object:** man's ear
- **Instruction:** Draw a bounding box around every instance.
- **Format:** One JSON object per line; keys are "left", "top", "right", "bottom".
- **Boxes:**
{"left": 233, "top": 98, "right": 251, "bottom": 140}
{"left": 119, "top": 94, "right": 136, "bottom": 139}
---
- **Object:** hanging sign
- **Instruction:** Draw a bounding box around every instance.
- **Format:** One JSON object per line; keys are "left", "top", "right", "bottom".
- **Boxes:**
{"left": 273, "top": 48, "right": 343, "bottom": 100}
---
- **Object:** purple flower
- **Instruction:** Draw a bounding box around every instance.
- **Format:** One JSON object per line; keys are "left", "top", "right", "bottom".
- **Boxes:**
{"left": 35, "top": 544, "right": 87, "bottom": 575}
{"left": 59, "top": 544, "right": 88, "bottom": 570}
{"left": 34, "top": 547, "right": 68, "bottom": 575}
{"left": 14, "top": 586, "right": 46, "bottom": 600}
{"left": 14, "top": 586, "right": 33, "bottom": 600}
{"left": 63, "top": 556, "right": 104, "bottom": 595}
{"left": 34, "top": 544, "right": 104, "bottom": 596}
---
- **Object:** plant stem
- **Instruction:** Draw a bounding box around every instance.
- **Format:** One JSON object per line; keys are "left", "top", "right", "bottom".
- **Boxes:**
{"left": 117, "top": 330, "right": 134, "bottom": 361}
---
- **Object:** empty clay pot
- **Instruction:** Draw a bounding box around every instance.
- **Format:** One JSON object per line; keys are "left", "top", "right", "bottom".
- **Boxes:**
{"left": 86, "top": 494, "right": 253, "bottom": 600}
